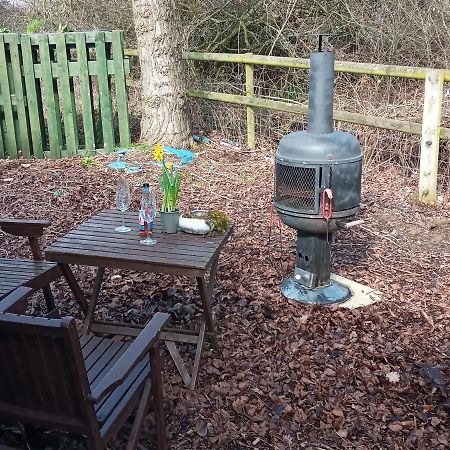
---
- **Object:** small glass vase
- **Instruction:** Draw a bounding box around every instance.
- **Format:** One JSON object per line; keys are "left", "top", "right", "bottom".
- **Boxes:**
{"left": 160, "top": 210, "right": 180, "bottom": 234}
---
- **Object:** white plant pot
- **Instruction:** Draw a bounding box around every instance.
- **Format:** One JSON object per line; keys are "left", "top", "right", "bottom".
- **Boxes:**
{"left": 178, "top": 216, "right": 211, "bottom": 235}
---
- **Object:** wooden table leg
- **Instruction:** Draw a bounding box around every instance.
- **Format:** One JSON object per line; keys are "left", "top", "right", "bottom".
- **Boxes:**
{"left": 189, "top": 321, "right": 206, "bottom": 390}
{"left": 59, "top": 263, "right": 88, "bottom": 314}
{"left": 84, "top": 266, "right": 105, "bottom": 333}
{"left": 196, "top": 256, "right": 219, "bottom": 349}
{"left": 165, "top": 341, "right": 191, "bottom": 387}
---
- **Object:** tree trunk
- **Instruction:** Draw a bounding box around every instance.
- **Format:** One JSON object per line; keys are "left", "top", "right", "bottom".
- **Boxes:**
{"left": 132, "top": 0, "right": 190, "bottom": 148}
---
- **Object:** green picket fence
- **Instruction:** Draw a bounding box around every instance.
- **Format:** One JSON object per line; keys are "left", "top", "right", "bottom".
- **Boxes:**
{"left": 0, "top": 31, "right": 131, "bottom": 159}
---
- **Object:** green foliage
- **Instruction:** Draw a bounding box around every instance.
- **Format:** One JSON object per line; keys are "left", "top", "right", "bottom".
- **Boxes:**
{"left": 0, "top": 28, "right": 11, "bottom": 33}
{"left": 206, "top": 209, "right": 231, "bottom": 233}
{"left": 134, "top": 143, "right": 150, "bottom": 153}
{"left": 80, "top": 156, "right": 96, "bottom": 168}
{"left": 26, "top": 18, "right": 44, "bottom": 33}
{"left": 160, "top": 162, "right": 181, "bottom": 212}
{"left": 57, "top": 24, "right": 71, "bottom": 32}
{"left": 183, "top": 209, "right": 231, "bottom": 233}
{"left": 53, "top": 188, "right": 66, "bottom": 198}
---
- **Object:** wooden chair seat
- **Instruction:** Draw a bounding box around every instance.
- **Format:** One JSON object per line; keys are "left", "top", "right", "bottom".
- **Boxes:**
{"left": 0, "top": 218, "right": 62, "bottom": 311}
{"left": 0, "top": 258, "right": 59, "bottom": 300}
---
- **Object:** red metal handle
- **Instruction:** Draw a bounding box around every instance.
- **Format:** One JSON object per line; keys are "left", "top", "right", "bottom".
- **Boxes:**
{"left": 322, "top": 189, "right": 333, "bottom": 222}
{"left": 269, "top": 203, "right": 283, "bottom": 228}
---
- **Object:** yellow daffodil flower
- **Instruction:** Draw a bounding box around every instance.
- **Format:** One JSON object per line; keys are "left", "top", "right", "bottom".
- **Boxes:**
{"left": 166, "top": 161, "right": 174, "bottom": 170}
{"left": 153, "top": 143, "right": 164, "bottom": 162}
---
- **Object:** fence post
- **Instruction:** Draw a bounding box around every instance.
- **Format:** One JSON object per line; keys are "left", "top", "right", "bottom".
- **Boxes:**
{"left": 418, "top": 69, "right": 444, "bottom": 205}
{"left": 245, "top": 56, "right": 256, "bottom": 149}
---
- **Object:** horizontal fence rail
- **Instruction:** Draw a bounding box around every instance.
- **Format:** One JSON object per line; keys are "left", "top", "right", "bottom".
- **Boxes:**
{"left": 1, "top": 31, "right": 131, "bottom": 160}
{"left": 175, "top": 51, "right": 448, "bottom": 205}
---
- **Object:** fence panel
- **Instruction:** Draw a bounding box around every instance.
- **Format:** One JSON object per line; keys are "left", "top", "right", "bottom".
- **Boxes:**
{"left": 21, "top": 35, "right": 43, "bottom": 158}
{"left": 0, "top": 31, "right": 131, "bottom": 159}
{"left": 9, "top": 34, "right": 30, "bottom": 158}
{"left": 0, "top": 35, "right": 18, "bottom": 158}
{"left": 95, "top": 32, "right": 115, "bottom": 152}
{"left": 75, "top": 33, "right": 96, "bottom": 153}
{"left": 181, "top": 51, "right": 449, "bottom": 205}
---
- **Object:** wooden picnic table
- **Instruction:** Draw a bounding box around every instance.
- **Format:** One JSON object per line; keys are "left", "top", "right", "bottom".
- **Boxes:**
{"left": 45, "top": 209, "right": 234, "bottom": 389}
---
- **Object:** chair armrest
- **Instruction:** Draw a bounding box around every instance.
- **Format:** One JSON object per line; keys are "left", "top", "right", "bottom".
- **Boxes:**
{"left": 0, "top": 218, "right": 51, "bottom": 238}
{"left": 0, "top": 218, "right": 51, "bottom": 260}
{"left": 0, "top": 287, "right": 34, "bottom": 313}
{"left": 88, "top": 312, "right": 170, "bottom": 403}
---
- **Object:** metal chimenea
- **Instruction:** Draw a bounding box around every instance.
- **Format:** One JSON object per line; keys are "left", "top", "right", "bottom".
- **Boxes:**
{"left": 274, "top": 36, "right": 363, "bottom": 304}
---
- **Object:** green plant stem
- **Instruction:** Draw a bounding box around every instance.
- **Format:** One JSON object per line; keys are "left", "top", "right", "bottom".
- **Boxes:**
{"left": 160, "top": 160, "right": 180, "bottom": 212}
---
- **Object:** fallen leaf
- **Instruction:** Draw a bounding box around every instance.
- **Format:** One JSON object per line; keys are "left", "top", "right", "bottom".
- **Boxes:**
{"left": 430, "top": 416, "right": 441, "bottom": 426}
{"left": 194, "top": 418, "right": 208, "bottom": 437}
{"left": 332, "top": 407, "right": 344, "bottom": 417}
{"left": 386, "top": 371, "right": 400, "bottom": 383}
{"left": 388, "top": 423, "right": 403, "bottom": 432}
{"left": 336, "top": 429, "right": 348, "bottom": 438}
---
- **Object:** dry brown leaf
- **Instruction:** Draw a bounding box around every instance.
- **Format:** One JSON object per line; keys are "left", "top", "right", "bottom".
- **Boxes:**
{"left": 386, "top": 371, "right": 400, "bottom": 383}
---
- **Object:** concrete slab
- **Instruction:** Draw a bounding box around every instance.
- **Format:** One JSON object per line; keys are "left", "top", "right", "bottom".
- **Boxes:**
{"left": 330, "top": 274, "right": 382, "bottom": 309}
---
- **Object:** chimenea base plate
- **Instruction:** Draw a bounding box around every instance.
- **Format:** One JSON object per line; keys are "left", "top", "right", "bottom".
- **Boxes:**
{"left": 281, "top": 278, "right": 351, "bottom": 305}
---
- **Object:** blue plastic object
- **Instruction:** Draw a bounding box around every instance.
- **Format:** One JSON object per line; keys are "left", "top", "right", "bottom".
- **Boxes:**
{"left": 125, "top": 166, "right": 142, "bottom": 174}
{"left": 113, "top": 148, "right": 131, "bottom": 155}
{"left": 107, "top": 145, "right": 197, "bottom": 171}
{"left": 163, "top": 146, "right": 197, "bottom": 165}
{"left": 107, "top": 161, "right": 127, "bottom": 170}
{"left": 192, "top": 135, "right": 210, "bottom": 144}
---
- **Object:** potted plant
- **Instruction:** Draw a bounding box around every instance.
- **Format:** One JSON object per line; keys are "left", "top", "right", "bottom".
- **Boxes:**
{"left": 179, "top": 209, "right": 231, "bottom": 235}
{"left": 153, "top": 143, "right": 181, "bottom": 233}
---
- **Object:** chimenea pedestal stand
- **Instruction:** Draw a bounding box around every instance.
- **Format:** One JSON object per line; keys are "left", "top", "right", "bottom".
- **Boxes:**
{"left": 281, "top": 230, "right": 351, "bottom": 305}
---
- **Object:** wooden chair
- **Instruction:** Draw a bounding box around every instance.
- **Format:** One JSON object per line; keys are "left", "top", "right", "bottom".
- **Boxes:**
{"left": 0, "top": 218, "right": 61, "bottom": 311}
{"left": 0, "top": 287, "right": 170, "bottom": 450}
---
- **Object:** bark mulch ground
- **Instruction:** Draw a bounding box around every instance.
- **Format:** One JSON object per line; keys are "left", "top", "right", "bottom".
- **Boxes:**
{"left": 1, "top": 140, "right": 450, "bottom": 449}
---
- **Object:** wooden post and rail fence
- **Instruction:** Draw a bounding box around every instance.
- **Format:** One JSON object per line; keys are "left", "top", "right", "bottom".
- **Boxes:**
{"left": 186, "top": 52, "right": 448, "bottom": 206}
{"left": 125, "top": 49, "right": 448, "bottom": 206}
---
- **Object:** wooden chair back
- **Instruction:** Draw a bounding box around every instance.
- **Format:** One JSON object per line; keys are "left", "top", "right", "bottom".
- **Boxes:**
{"left": 0, "top": 313, "right": 97, "bottom": 436}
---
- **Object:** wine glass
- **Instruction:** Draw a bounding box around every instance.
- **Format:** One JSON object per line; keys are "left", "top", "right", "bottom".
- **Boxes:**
{"left": 139, "top": 187, "right": 157, "bottom": 245}
{"left": 115, "top": 179, "right": 131, "bottom": 233}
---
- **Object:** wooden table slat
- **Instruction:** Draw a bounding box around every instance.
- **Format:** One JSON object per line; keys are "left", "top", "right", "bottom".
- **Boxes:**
{"left": 47, "top": 245, "right": 210, "bottom": 269}
{"left": 52, "top": 237, "right": 217, "bottom": 259}
{"left": 53, "top": 234, "right": 217, "bottom": 257}
{"left": 61, "top": 229, "right": 222, "bottom": 250}
{"left": 73, "top": 222, "right": 226, "bottom": 245}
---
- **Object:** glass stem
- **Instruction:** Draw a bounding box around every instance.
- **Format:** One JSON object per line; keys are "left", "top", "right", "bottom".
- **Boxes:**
{"left": 122, "top": 211, "right": 125, "bottom": 228}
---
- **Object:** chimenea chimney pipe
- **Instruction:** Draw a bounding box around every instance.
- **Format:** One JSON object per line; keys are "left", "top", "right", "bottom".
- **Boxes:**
{"left": 307, "top": 50, "right": 335, "bottom": 135}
